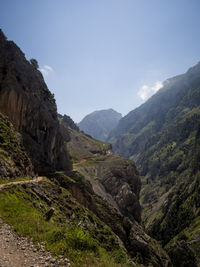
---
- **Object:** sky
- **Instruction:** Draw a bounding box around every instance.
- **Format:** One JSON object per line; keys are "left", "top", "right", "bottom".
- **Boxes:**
{"left": 1, "top": 0, "right": 200, "bottom": 122}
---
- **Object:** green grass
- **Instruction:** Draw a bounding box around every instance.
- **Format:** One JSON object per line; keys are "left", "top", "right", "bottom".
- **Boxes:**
{"left": 74, "top": 155, "right": 108, "bottom": 168}
{"left": 165, "top": 215, "right": 200, "bottom": 264}
{"left": 83, "top": 134, "right": 109, "bottom": 150}
{"left": 0, "top": 183, "right": 134, "bottom": 267}
{"left": 0, "top": 151, "right": 15, "bottom": 166}
{"left": 0, "top": 116, "right": 21, "bottom": 151}
{"left": 189, "top": 216, "right": 200, "bottom": 235}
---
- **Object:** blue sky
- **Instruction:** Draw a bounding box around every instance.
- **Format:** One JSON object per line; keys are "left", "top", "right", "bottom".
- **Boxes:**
{"left": 1, "top": 0, "right": 200, "bottom": 122}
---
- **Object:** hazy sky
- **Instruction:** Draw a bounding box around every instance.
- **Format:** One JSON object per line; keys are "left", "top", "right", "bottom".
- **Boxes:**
{"left": 1, "top": 0, "right": 200, "bottom": 122}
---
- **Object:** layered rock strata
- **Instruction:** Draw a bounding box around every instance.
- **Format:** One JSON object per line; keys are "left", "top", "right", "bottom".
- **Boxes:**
{"left": 0, "top": 30, "right": 71, "bottom": 174}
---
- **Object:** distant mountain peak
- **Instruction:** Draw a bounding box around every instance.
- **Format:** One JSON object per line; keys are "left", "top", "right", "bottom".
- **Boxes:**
{"left": 78, "top": 108, "right": 122, "bottom": 141}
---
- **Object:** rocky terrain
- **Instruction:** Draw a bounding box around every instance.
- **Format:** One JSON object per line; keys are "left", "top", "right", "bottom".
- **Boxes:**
{"left": 108, "top": 62, "right": 200, "bottom": 266}
{"left": 0, "top": 29, "right": 71, "bottom": 174}
{"left": 0, "top": 212, "right": 70, "bottom": 267}
{"left": 78, "top": 109, "right": 122, "bottom": 141}
{"left": 60, "top": 114, "right": 171, "bottom": 266}
{"left": 62, "top": 116, "right": 141, "bottom": 222}
{"left": 0, "top": 112, "right": 33, "bottom": 179}
{"left": 0, "top": 29, "right": 172, "bottom": 266}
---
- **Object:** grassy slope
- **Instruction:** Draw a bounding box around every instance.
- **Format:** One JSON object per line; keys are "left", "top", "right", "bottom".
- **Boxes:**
{"left": 66, "top": 128, "right": 110, "bottom": 163}
{"left": 64, "top": 127, "right": 171, "bottom": 267}
{"left": 0, "top": 112, "right": 134, "bottom": 266}
{"left": 139, "top": 89, "right": 200, "bottom": 267}
{"left": 0, "top": 110, "right": 170, "bottom": 267}
{"left": 0, "top": 178, "right": 134, "bottom": 267}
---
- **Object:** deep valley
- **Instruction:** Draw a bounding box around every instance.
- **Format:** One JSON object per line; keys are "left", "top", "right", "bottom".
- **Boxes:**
{"left": 0, "top": 27, "right": 200, "bottom": 267}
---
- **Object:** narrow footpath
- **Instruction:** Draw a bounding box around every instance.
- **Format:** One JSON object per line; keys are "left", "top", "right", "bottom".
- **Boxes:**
{"left": 0, "top": 177, "right": 43, "bottom": 190}
{"left": 0, "top": 178, "right": 71, "bottom": 267}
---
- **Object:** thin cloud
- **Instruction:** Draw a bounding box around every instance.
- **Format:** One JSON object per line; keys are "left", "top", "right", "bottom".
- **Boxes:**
{"left": 40, "top": 65, "right": 54, "bottom": 76}
{"left": 152, "top": 81, "right": 163, "bottom": 93}
{"left": 137, "top": 81, "right": 163, "bottom": 100}
{"left": 44, "top": 65, "right": 53, "bottom": 71}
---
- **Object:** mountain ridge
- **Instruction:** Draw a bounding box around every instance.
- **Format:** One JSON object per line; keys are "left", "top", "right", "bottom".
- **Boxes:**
{"left": 0, "top": 29, "right": 71, "bottom": 174}
{"left": 108, "top": 61, "right": 200, "bottom": 266}
{"left": 0, "top": 29, "right": 171, "bottom": 266}
{"left": 78, "top": 108, "right": 122, "bottom": 141}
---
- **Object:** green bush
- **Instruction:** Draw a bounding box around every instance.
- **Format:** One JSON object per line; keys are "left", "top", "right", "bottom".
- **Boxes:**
{"left": 30, "top": 58, "right": 39, "bottom": 69}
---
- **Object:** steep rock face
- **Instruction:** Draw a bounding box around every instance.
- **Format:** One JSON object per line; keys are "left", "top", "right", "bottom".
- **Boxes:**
{"left": 77, "top": 152, "right": 141, "bottom": 223}
{"left": 91, "top": 154, "right": 141, "bottom": 222}
{"left": 60, "top": 115, "right": 141, "bottom": 222}
{"left": 58, "top": 115, "right": 171, "bottom": 266}
{"left": 78, "top": 108, "right": 122, "bottom": 141}
{"left": 59, "top": 114, "right": 80, "bottom": 132}
{"left": 0, "top": 112, "right": 33, "bottom": 179}
{"left": 54, "top": 171, "right": 171, "bottom": 266}
{"left": 0, "top": 31, "right": 171, "bottom": 266}
{"left": 58, "top": 113, "right": 79, "bottom": 144}
{"left": 0, "top": 30, "right": 71, "bottom": 174}
{"left": 108, "top": 62, "right": 200, "bottom": 266}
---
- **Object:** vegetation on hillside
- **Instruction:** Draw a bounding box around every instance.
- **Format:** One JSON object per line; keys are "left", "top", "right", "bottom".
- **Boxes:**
{"left": 108, "top": 62, "right": 200, "bottom": 266}
{"left": 0, "top": 179, "right": 133, "bottom": 267}
{"left": 0, "top": 112, "right": 33, "bottom": 179}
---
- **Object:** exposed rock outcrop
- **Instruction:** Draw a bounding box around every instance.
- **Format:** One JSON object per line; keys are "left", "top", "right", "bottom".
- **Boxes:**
{"left": 60, "top": 115, "right": 141, "bottom": 222}
{"left": 95, "top": 154, "right": 141, "bottom": 222}
{"left": 59, "top": 114, "right": 80, "bottom": 132}
{"left": 58, "top": 115, "right": 171, "bottom": 266}
{"left": 0, "top": 29, "right": 71, "bottom": 174}
{"left": 0, "top": 112, "right": 33, "bottom": 179}
{"left": 0, "top": 30, "right": 172, "bottom": 266}
{"left": 54, "top": 171, "right": 171, "bottom": 266}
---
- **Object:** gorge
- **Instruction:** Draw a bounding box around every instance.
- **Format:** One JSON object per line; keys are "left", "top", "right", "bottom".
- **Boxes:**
{"left": 0, "top": 29, "right": 172, "bottom": 267}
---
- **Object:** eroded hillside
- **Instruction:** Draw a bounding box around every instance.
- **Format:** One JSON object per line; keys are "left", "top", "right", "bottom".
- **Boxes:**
{"left": 0, "top": 30, "right": 171, "bottom": 266}
{"left": 108, "top": 62, "right": 200, "bottom": 266}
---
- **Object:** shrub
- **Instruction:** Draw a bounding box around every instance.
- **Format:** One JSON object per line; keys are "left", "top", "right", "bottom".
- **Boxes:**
{"left": 30, "top": 58, "right": 39, "bottom": 69}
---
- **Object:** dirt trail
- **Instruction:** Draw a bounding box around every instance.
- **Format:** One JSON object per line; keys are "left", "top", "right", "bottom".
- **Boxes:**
{"left": 0, "top": 177, "right": 43, "bottom": 190}
{"left": 0, "top": 218, "right": 70, "bottom": 267}
{"left": 0, "top": 178, "right": 71, "bottom": 267}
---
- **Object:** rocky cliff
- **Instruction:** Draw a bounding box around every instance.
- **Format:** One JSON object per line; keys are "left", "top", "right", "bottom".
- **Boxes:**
{"left": 0, "top": 30, "right": 171, "bottom": 266}
{"left": 59, "top": 114, "right": 171, "bottom": 266}
{"left": 0, "top": 111, "right": 171, "bottom": 266}
{"left": 0, "top": 29, "right": 71, "bottom": 174}
{"left": 61, "top": 114, "right": 141, "bottom": 222}
{"left": 0, "top": 112, "right": 33, "bottom": 179}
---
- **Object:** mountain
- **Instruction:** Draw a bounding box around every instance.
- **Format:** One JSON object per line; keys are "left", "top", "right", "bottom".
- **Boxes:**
{"left": 78, "top": 109, "right": 122, "bottom": 141}
{"left": 0, "top": 29, "right": 71, "bottom": 174}
{"left": 61, "top": 114, "right": 142, "bottom": 222}
{"left": 0, "top": 29, "right": 171, "bottom": 266}
{"left": 60, "top": 114, "right": 171, "bottom": 266}
{"left": 108, "top": 62, "right": 200, "bottom": 266}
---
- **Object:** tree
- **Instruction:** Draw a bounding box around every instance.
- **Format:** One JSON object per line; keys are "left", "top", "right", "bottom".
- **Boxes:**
{"left": 30, "top": 58, "right": 39, "bottom": 69}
